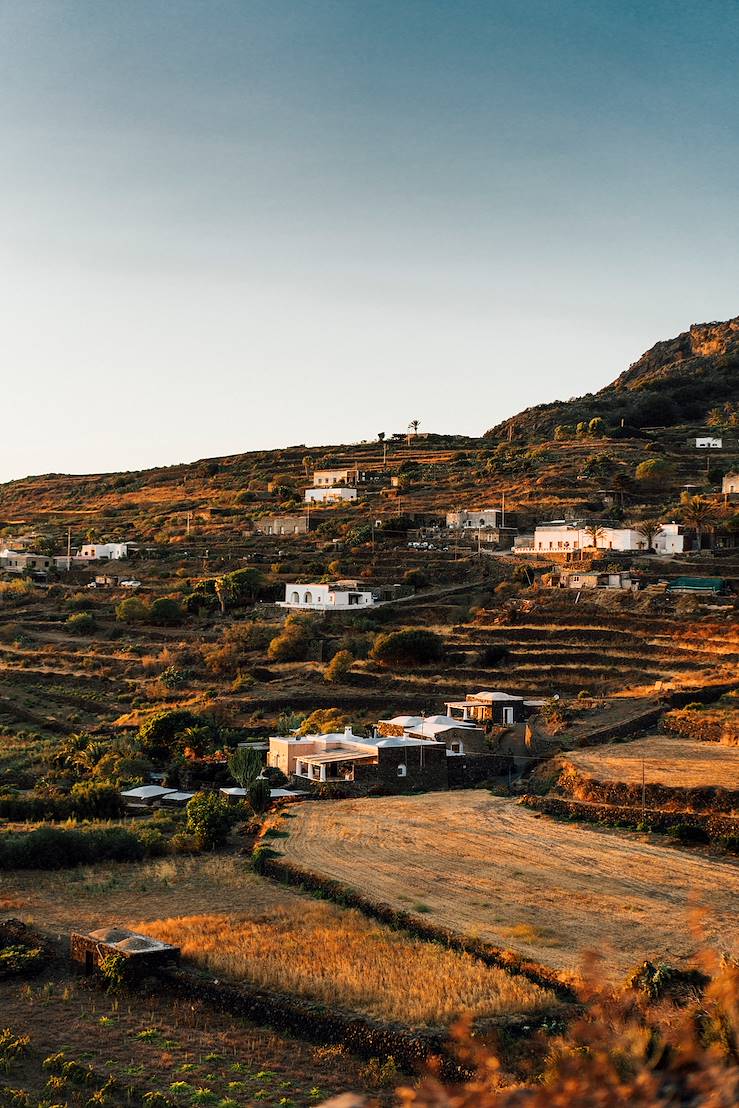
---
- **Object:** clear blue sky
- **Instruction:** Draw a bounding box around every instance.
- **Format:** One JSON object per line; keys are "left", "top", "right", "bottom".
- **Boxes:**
{"left": 2, "top": 0, "right": 738, "bottom": 481}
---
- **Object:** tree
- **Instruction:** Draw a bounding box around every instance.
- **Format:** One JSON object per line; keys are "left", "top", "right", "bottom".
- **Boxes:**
{"left": 115, "top": 597, "right": 149, "bottom": 623}
{"left": 377, "top": 431, "right": 385, "bottom": 442}
{"left": 680, "top": 495, "right": 720, "bottom": 550}
{"left": 138, "top": 709, "right": 200, "bottom": 763}
{"left": 588, "top": 417, "right": 605, "bottom": 435}
{"left": 407, "top": 419, "right": 420, "bottom": 440}
{"left": 633, "top": 518, "right": 663, "bottom": 552}
{"left": 214, "top": 575, "right": 239, "bottom": 616}
{"left": 584, "top": 523, "right": 605, "bottom": 549}
{"left": 324, "top": 649, "right": 354, "bottom": 684}
{"left": 227, "top": 745, "right": 263, "bottom": 789}
{"left": 554, "top": 425, "right": 573, "bottom": 441}
{"left": 186, "top": 791, "right": 233, "bottom": 850}
{"left": 66, "top": 611, "right": 95, "bottom": 634}
{"left": 576, "top": 421, "right": 588, "bottom": 437}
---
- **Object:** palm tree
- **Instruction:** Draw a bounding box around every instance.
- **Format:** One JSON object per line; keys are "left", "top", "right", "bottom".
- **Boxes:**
{"left": 408, "top": 419, "right": 420, "bottom": 441}
{"left": 680, "top": 496, "right": 720, "bottom": 550}
{"left": 584, "top": 522, "right": 605, "bottom": 549}
{"left": 633, "top": 518, "right": 663, "bottom": 552}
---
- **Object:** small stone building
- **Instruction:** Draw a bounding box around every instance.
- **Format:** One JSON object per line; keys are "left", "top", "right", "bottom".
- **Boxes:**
{"left": 71, "top": 927, "right": 179, "bottom": 975}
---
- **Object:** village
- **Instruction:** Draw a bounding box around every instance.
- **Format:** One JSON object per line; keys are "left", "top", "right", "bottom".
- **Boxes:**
{"left": 1, "top": 413, "right": 738, "bottom": 1108}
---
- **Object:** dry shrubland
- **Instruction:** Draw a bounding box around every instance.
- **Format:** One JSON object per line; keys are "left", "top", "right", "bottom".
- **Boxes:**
{"left": 134, "top": 906, "right": 555, "bottom": 1027}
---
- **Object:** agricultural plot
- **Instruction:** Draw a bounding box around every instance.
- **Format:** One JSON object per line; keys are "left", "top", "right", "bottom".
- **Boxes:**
{"left": 270, "top": 791, "right": 739, "bottom": 981}
{"left": 562, "top": 735, "right": 739, "bottom": 792}
{"left": 136, "top": 907, "right": 553, "bottom": 1027}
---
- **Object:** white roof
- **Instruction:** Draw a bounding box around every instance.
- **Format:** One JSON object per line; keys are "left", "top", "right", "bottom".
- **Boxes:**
{"left": 120, "top": 785, "right": 176, "bottom": 800}
{"left": 424, "top": 714, "right": 475, "bottom": 727}
{"left": 379, "top": 715, "right": 425, "bottom": 728}
{"left": 470, "top": 690, "right": 524, "bottom": 702}
{"left": 161, "top": 791, "right": 195, "bottom": 803}
{"left": 375, "top": 736, "right": 431, "bottom": 748}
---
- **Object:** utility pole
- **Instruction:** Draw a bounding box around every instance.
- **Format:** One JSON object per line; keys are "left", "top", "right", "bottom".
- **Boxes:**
{"left": 501, "top": 492, "right": 506, "bottom": 529}
{"left": 186, "top": 510, "right": 192, "bottom": 536}
{"left": 641, "top": 757, "right": 646, "bottom": 822}
{"left": 66, "top": 527, "right": 71, "bottom": 573}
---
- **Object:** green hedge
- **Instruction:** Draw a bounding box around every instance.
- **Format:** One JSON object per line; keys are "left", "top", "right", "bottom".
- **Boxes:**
{"left": 0, "top": 784, "right": 125, "bottom": 822}
{"left": 0, "top": 825, "right": 146, "bottom": 869}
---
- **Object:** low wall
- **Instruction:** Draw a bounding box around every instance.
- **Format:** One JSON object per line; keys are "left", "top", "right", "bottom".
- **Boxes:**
{"left": 556, "top": 763, "right": 738, "bottom": 814}
{"left": 520, "top": 795, "right": 739, "bottom": 845}
{"left": 252, "top": 847, "right": 577, "bottom": 1003}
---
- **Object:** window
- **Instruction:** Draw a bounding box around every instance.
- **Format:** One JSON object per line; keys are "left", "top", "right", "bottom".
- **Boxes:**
{"left": 397, "top": 764, "right": 407, "bottom": 777}
{"left": 450, "top": 741, "right": 463, "bottom": 754}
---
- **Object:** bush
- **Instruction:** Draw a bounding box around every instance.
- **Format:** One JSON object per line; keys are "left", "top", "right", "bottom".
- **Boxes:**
{"left": 66, "top": 611, "right": 95, "bottom": 634}
{"left": 268, "top": 613, "right": 319, "bottom": 662}
{"left": 149, "top": 597, "right": 183, "bottom": 626}
{"left": 403, "top": 568, "right": 429, "bottom": 590}
{"left": 186, "top": 791, "right": 233, "bottom": 850}
{"left": 247, "top": 777, "right": 272, "bottom": 814}
{"left": 116, "top": 597, "right": 149, "bottom": 624}
{"left": 370, "top": 629, "right": 444, "bottom": 666}
{"left": 324, "top": 649, "right": 354, "bottom": 683}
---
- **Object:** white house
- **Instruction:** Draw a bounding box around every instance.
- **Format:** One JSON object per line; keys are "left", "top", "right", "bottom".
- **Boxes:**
{"left": 723, "top": 472, "right": 739, "bottom": 496}
{"left": 279, "top": 582, "right": 375, "bottom": 610}
{"left": 654, "top": 522, "right": 687, "bottom": 554}
{"left": 446, "top": 508, "right": 505, "bottom": 529}
{"left": 312, "top": 467, "right": 366, "bottom": 487}
{"left": 78, "top": 542, "right": 132, "bottom": 561}
{"left": 696, "top": 437, "right": 722, "bottom": 449}
{"left": 529, "top": 521, "right": 647, "bottom": 553}
{"left": 0, "top": 549, "right": 52, "bottom": 574}
{"left": 304, "top": 487, "right": 357, "bottom": 504}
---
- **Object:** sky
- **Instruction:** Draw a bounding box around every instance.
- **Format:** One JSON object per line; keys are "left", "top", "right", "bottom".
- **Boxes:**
{"left": 1, "top": 0, "right": 739, "bottom": 482}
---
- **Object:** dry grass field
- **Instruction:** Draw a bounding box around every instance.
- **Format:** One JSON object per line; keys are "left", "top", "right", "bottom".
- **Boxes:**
{"left": 135, "top": 908, "right": 553, "bottom": 1027}
{"left": 269, "top": 791, "right": 739, "bottom": 981}
{"left": 562, "top": 735, "right": 739, "bottom": 790}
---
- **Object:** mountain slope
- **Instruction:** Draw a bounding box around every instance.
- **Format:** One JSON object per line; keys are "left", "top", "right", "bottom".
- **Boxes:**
{"left": 485, "top": 316, "right": 739, "bottom": 440}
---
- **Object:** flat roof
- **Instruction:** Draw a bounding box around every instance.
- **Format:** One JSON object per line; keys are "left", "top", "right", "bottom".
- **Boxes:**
{"left": 299, "top": 751, "right": 377, "bottom": 765}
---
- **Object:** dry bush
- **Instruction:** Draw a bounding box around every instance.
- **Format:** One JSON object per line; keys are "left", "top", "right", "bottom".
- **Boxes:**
{"left": 395, "top": 952, "right": 739, "bottom": 1107}
{"left": 134, "top": 907, "right": 554, "bottom": 1027}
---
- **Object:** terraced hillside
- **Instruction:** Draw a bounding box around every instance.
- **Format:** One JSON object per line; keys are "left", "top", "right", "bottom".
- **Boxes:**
{"left": 444, "top": 599, "right": 739, "bottom": 697}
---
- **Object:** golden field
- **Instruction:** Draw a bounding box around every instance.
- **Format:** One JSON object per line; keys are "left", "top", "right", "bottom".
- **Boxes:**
{"left": 134, "top": 906, "right": 554, "bottom": 1027}
{"left": 561, "top": 735, "right": 739, "bottom": 790}
{"left": 269, "top": 791, "right": 739, "bottom": 981}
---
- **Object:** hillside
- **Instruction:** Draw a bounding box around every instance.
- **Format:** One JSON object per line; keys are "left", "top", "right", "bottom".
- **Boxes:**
{"left": 485, "top": 315, "right": 739, "bottom": 440}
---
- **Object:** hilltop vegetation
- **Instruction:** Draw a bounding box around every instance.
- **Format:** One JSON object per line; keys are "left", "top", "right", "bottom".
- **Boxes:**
{"left": 485, "top": 315, "right": 739, "bottom": 441}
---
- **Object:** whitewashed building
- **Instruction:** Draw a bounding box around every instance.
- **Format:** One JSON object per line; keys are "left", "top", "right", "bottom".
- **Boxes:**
{"left": 304, "top": 487, "right": 357, "bottom": 504}
{"left": 528, "top": 522, "right": 645, "bottom": 553}
{"left": 279, "top": 582, "right": 375, "bottom": 611}
{"left": 695, "top": 437, "right": 722, "bottom": 449}
{"left": 79, "top": 542, "right": 132, "bottom": 561}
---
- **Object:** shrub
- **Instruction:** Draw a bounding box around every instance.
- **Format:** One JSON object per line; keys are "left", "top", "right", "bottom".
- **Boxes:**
{"left": 370, "top": 629, "right": 444, "bottom": 666}
{"left": 324, "top": 649, "right": 354, "bottom": 683}
{"left": 268, "top": 613, "right": 319, "bottom": 662}
{"left": 402, "top": 568, "right": 429, "bottom": 590}
{"left": 247, "top": 777, "right": 272, "bottom": 814}
{"left": 66, "top": 611, "right": 95, "bottom": 634}
{"left": 116, "top": 597, "right": 149, "bottom": 623}
{"left": 186, "top": 791, "right": 233, "bottom": 850}
{"left": 149, "top": 597, "right": 183, "bottom": 626}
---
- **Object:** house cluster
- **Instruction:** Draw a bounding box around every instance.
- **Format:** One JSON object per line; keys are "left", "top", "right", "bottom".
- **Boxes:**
{"left": 0, "top": 538, "right": 135, "bottom": 580}
{"left": 303, "top": 466, "right": 367, "bottom": 505}
{"left": 266, "top": 689, "right": 541, "bottom": 793}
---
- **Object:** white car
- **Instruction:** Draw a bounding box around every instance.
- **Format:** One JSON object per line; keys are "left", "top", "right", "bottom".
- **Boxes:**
{"left": 119, "top": 579, "right": 141, "bottom": 589}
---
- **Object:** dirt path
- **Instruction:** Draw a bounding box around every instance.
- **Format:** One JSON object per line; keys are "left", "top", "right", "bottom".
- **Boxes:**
{"left": 272, "top": 791, "right": 739, "bottom": 981}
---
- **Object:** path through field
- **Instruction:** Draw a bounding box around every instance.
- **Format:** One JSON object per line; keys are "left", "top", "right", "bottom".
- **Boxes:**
{"left": 273, "top": 791, "right": 739, "bottom": 981}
